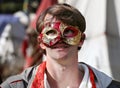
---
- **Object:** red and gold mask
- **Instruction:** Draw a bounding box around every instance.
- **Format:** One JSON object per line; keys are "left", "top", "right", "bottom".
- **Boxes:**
{"left": 38, "top": 21, "right": 82, "bottom": 46}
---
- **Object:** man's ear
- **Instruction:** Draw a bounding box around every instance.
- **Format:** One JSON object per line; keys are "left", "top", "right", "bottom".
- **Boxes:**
{"left": 79, "top": 33, "right": 86, "bottom": 46}
{"left": 40, "top": 43, "right": 46, "bottom": 49}
{"left": 37, "top": 36, "right": 41, "bottom": 44}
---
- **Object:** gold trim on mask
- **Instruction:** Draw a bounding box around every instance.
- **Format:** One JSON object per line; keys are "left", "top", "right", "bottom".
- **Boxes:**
{"left": 40, "top": 21, "right": 82, "bottom": 46}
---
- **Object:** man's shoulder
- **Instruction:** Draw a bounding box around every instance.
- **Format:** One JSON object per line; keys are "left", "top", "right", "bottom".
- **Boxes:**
{"left": 108, "top": 80, "right": 120, "bottom": 88}
{"left": 0, "top": 66, "right": 37, "bottom": 88}
{"left": 0, "top": 75, "right": 26, "bottom": 88}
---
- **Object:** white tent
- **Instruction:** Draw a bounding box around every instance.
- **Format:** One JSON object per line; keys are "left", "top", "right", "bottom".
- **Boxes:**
{"left": 63, "top": 0, "right": 120, "bottom": 81}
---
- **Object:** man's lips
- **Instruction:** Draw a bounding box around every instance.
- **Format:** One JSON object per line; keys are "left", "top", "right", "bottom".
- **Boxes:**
{"left": 50, "top": 42, "right": 70, "bottom": 49}
{"left": 52, "top": 44, "right": 70, "bottom": 48}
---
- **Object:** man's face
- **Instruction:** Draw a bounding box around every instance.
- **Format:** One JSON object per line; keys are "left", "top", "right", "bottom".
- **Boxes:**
{"left": 38, "top": 14, "right": 84, "bottom": 59}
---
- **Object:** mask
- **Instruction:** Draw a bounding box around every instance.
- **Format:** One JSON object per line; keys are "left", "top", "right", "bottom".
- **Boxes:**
{"left": 38, "top": 21, "right": 82, "bottom": 46}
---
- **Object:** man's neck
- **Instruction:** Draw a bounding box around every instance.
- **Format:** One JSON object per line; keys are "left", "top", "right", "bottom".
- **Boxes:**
{"left": 46, "top": 59, "right": 84, "bottom": 88}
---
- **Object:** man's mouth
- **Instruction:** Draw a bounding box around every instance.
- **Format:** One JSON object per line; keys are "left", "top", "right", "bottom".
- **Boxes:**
{"left": 52, "top": 45, "right": 70, "bottom": 48}
{"left": 50, "top": 41, "right": 70, "bottom": 49}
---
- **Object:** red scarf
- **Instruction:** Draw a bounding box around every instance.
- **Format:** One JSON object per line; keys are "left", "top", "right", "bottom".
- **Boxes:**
{"left": 31, "top": 62, "right": 96, "bottom": 88}
{"left": 31, "top": 62, "right": 46, "bottom": 88}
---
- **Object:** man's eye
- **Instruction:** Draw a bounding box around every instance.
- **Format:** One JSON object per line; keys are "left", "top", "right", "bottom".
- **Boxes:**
{"left": 46, "top": 30, "right": 57, "bottom": 36}
{"left": 64, "top": 29, "right": 75, "bottom": 37}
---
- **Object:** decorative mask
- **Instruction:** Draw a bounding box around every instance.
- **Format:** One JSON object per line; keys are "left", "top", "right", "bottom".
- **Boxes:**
{"left": 38, "top": 21, "right": 82, "bottom": 46}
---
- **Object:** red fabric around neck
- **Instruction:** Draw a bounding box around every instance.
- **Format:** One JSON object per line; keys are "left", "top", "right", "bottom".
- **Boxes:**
{"left": 88, "top": 66, "right": 96, "bottom": 88}
{"left": 31, "top": 62, "right": 46, "bottom": 88}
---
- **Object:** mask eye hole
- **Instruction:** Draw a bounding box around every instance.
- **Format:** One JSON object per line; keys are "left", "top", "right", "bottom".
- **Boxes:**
{"left": 46, "top": 29, "right": 57, "bottom": 36}
{"left": 63, "top": 27, "right": 78, "bottom": 37}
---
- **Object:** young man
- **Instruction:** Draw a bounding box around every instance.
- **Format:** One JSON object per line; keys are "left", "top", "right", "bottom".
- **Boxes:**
{"left": 1, "top": 3, "right": 120, "bottom": 88}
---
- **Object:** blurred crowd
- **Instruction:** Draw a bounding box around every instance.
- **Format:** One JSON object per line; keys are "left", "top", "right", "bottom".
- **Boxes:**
{"left": 0, "top": 0, "right": 59, "bottom": 83}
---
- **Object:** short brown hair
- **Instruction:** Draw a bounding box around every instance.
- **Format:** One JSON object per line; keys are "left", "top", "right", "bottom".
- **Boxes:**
{"left": 36, "top": 3, "right": 86, "bottom": 34}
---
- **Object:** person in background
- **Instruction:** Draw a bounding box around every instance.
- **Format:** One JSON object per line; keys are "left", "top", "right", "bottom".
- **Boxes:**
{"left": 21, "top": 26, "right": 44, "bottom": 69}
{"left": 0, "top": 11, "right": 28, "bottom": 82}
{"left": 1, "top": 3, "right": 120, "bottom": 88}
